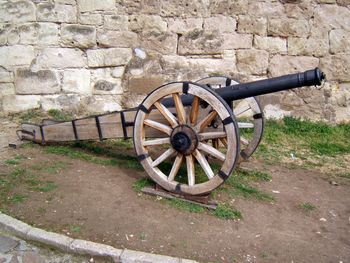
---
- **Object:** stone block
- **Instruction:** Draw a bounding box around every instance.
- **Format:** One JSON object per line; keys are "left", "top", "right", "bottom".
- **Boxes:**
{"left": 120, "top": 249, "right": 180, "bottom": 263}
{"left": 26, "top": 228, "right": 74, "bottom": 251}
{"left": 0, "top": 0, "right": 35, "bottom": 22}
{"left": 209, "top": 0, "right": 249, "bottom": 16}
{"left": 0, "top": 68, "right": 14, "bottom": 82}
{"left": 82, "top": 95, "right": 123, "bottom": 113}
{"left": 222, "top": 33, "right": 253, "bottom": 50}
{"left": 79, "top": 13, "right": 102, "bottom": 25}
{"left": 2, "top": 95, "right": 40, "bottom": 112}
{"left": 87, "top": 48, "right": 132, "bottom": 67}
{"left": 268, "top": 18, "right": 310, "bottom": 37}
{"left": 15, "top": 69, "right": 60, "bottom": 95}
{"left": 204, "top": 15, "right": 236, "bottom": 33}
{"left": 97, "top": 30, "right": 139, "bottom": 48}
{"left": 178, "top": 30, "right": 223, "bottom": 55}
{"left": 61, "top": 24, "right": 96, "bottom": 48}
{"left": 0, "top": 45, "right": 34, "bottom": 69}
{"left": 129, "top": 15, "right": 167, "bottom": 33}
{"left": 0, "top": 213, "right": 32, "bottom": 238}
{"left": 77, "top": 0, "right": 115, "bottom": 12}
{"left": 18, "top": 23, "right": 59, "bottom": 46}
{"left": 41, "top": 94, "right": 81, "bottom": 111}
{"left": 269, "top": 55, "right": 319, "bottom": 77}
{"left": 140, "top": 32, "right": 177, "bottom": 55}
{"left": 236, "top": 50, "right": 269, "bottom": 75}
{"left": 320, "top": 55, "right": 350, "bottom": 82}
{"left": 33, "top": 48, "right": 87, "bottom": 69}
{"left": 238, "top": 15, "right": 267, "bottom": 36}
{"left": 288, "top": 37, "right": 329, "bottom": 57}
{"left": 104, "top": 15, "right": 129, "bottom": 31}
{"left": 128, "top": 75, "right": 165, "bottom": 94}
{"left": 248, "top": 1, "right": 284, "bottom": 17}
{"left": 69, "top": 239, "right": 122, "bottom": 259}
{"left": 0, "top": 83, "right": 15, "bottom": 96}
{"left": 330, "top": 29, "right": 350, "bottom": 54}
{"left": 168, "top": 18, "right": 203, "bottom": 34}
{"left": 91, "top": 68, "right": 123, "bottom": 95}
{"left": 63, "top": 69, "right": 91, "bottom": 94}
{"left": 37, "top": 2, "right": 77, "bottom": 23}
{"left": 254, "top": 35, "right": 287, "bottom": 54}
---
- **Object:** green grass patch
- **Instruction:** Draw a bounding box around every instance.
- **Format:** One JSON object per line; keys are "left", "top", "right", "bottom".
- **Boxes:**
{"left": 11, "top": 194, "right": 27, "bottom": 204}
{"left": 212, "top": 203, "right": 242, "bottom": 220}
{"left": 70, "top": 225, "right": 81, "bottom": 233}
{"left": 337, "top": 172, "right": 350, "bottom": 179}
{"left": 47, "top": 109, "right": 73, "bottom": 121}
{"left": 301, "top": 202, "right": 317, "bottom": 212}
{"left": 132, "top": 178, "right": 155, "bottom": 192}
{"left": 166, "top": 199, "right": 205, "bottom": 213}
{"left": 33, "top": 181, "right": 58, "bottom": 193}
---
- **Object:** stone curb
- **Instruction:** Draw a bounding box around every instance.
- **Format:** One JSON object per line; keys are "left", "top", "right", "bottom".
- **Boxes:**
{"left": 0, "top": 212, "right": 198, "bottom": 263}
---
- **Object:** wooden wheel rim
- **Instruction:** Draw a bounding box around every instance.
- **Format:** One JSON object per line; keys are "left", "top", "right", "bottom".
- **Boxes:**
{"left": 133, "top": 82, "right": 240, "bottom": 195}
{"left": 196, "top": 76, "right": 264, "bottom": 160}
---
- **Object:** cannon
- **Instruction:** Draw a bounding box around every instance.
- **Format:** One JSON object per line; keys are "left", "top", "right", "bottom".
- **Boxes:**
{"left": 17, "top": 68, "right": 325, "bottom": 196}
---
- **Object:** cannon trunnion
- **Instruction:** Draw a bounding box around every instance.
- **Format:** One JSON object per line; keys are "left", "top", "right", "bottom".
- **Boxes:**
{"left": 17, "top": 68, "right": 325, "bottom": 196}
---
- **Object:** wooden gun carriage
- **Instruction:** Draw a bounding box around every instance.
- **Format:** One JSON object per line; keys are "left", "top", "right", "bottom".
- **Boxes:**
{"left": 17, "top": 68, "right": 325, "bottom": 196}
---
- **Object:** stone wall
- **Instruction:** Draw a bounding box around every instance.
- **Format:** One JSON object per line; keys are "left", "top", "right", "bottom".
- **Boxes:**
{"left": 0, "top": 0, "right": 349, "bottom": 123}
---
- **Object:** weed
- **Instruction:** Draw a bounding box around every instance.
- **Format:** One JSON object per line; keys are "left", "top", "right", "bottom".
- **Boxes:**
{"left": 167, "top": 199, "right": 205, "bottom": 213}
{"left": 132, "top": 178, "right": 154, "bottom": 192}
{"left": 5, "top": 159, "right": 20, "bottom": 165}
{"left": 11, "top": 194, "right": 27, "bottom": 204}
{"left": 212, "top": 204, "right": 242, "bottom": 220}
{"left": 33, "top": 181, "right": 58, "bottom": 193}
{"left": 301, "top": 202, "right": 317, "bottom": 212}
{"left": 70, "top": 225, "right": 81, "bottom": 233}
{"left": 48, "top": 109, "right": 73, "bottom": 121}
{"left": 139, "top": 232, "right": 146, "bottom": 241}
{"left": 337, "top": 173, "right": 350, "bottom": 179}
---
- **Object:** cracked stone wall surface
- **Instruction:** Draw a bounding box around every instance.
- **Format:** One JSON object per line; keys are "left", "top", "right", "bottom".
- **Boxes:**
{"left": 0, "top": 0, "right": 349, "bottom": 123}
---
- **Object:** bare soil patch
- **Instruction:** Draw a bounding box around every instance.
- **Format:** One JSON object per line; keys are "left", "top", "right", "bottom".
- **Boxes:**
{"left": 1, "top": 143, "right": 349, "bottom": 263}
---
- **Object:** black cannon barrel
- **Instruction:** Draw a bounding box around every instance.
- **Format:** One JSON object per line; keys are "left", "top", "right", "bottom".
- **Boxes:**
{"left": 161, "top": 68, "right": 325, "bottom": 107}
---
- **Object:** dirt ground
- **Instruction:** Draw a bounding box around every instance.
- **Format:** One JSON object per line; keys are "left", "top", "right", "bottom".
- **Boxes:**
{"left": 0, "top": 121, "right": 349, "bottom": 263}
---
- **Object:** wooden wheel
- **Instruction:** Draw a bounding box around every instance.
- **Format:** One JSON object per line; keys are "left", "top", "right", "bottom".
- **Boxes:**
{"left": 133, "top": 82, "right": 240, "bottom": 195}
{"left": 196, "top": 76, "right": 264, "bottom": 161}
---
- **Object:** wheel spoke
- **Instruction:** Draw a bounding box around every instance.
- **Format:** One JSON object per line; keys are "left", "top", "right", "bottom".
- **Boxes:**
{"left": 189, "top": 96, "right": 200, "bottom": 125}
{"left": 154, "top": 101, "right": 178, "bottom": 128}
{"left": 186, "top": 155, "right": 195, "bottom": 186}
{"left": 198, "top": 131, "right": 226, "bottom": 141}
{"left": 144, "top": 119, "right": 172, "bottom": 135}
{"left": 172, "top": 93, "right": 186, "bottom": 124}
{"left": 195, "top": 111, "right": 218, "bottom": 132}
{"left": 198, "top": 142, "right": 225, "bottom": 161}
{"left": 220, "top": 138, "right": 228, "bottom": 147}
{"left": 152, "top": 148, "right": 176, "bottom": 167}
{"left": 193, "top": 149, "right": 214, "bottom": 179}
{"left": 143, "top": 138, "right": 170, "bottom": 146}
{"left": 238, "top": 122, "right": 254, "bottom": 129}
{"left": 240, "top": 136, "right": 249, "bottom": 146}
{"left": 212, "top": 139, "right": 219, "bottom": 149}
{"left": 168, "top": 154, "right": 183, "bottom": 182}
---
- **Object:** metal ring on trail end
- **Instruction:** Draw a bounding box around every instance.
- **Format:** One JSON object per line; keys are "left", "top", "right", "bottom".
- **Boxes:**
{"left": 133, "top": 82, "right": 240, "bottom": 195}
{"left": 196, "top": 76, "right": 264, "bottom": 162}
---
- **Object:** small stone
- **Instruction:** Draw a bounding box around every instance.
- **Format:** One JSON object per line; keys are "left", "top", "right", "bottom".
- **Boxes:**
{"left": 272, "top": 190, "right": 280, "bottom": 194}
{"left": 0, "top": 235, "right": 19, "bottom": 253}
{"left": 329, "top": 181, "right": 339, "bottom": 186}
{"left": 319, "top": 218, "right": 327, "bottom": 222}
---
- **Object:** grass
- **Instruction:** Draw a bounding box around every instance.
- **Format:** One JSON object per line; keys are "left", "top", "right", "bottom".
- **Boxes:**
{"left": 132, "top": 177, "right": 154, "bottom": 192}
{"left": 70, "top": 225, "right": 81, "bottom": 233}
{"left": 47, "top": 109, "right": 73, "bottom": 121}
{"left": 166, "top": 199, "right": 205, "bottom": 213}
{"left": 33, "top": 181, "right": 58, "bottom": 193}
{"left": 212, "top": 204, "right": 242, "bottom": 220}
{"left": 301, "top": 202, "right": 317, "bottom": 212}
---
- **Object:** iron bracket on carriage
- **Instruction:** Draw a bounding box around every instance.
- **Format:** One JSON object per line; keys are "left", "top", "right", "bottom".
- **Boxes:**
{"left": 14, "top": 68, "right": 326, "bottom": 204}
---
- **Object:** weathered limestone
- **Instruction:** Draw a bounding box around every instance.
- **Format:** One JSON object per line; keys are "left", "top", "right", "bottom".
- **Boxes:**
{"left": 236, "top": 50, "right": 269, "bottom": 75}
{"left": 37, "top": 2, "right": 77, "bottom": 23}
{"left": 204, "top": 16, "right": 236, "bottom": 33}
{"left": 248, "top": 1, "right": 284, "bottom": 17}
{"left": 0, "top": 45, "right": 35, "bottom": 68}
{"left": 0, "top": 83, "right": 15, "bottom": 96}
{"left": 15, "top": 69, "right": 60, "bottom": 94}
{"left": 0, "top": 0, "right": 35, "bottom": 22}
{"left": 254, "top": 36, "right": 287, "bottom": 54}
{"left": 178, "top": 30, "right": 223, "bottom": 55}
{"left": 320, "top": 55, "right": 350, "bottom": 82}
{"left": 62, "top": 69, "right": 91, "bottom": 94}
{"left": 269, "top": 55, "right": 319, "bottom": 77}
{"left": 128, "top": 75, "right": 165, "bottom": 94}
{"left": 97, "top": 30, "right": 139, "bottom": 48}
{"left": 77, "top": 0, "right": 115, "bottom": 12}
{"left": 82, "top": 95, "right": 123, "bottom": 113}
{"left": 61, "top": 24, "right": 96, "bottom": 48}
{"left": 288, "top": 37, "right": 329, "bottom": 57}
{"left": 129, "top": 15, "right": 167, "bottom": 33}
{"left": 41, "top": 94, "right": 81, "bottom": 111}
{"left": 104, "top": 15, "right": 129, "bottom": 31}
{"left": 18, "top": 23, "right": 59, "bottom": 45}
{"left": 222, "top": 33, "right": 253, "bottom": 50}
{"left": 79, "top": 13, "right": 102, "bottom": 25}
{"left": 330, "top": 29, "right": 350, "bottom": 54}
{"left": 238, "top": 15, "right": 267, "bottom": 36}
{"left": 87, "top": 48, "right": 132, "bottom": 67}
{"left": 33, "top": 48, "right": 87, "bottom": 69}
{"left": 140, "top": 32, "right": 177, "bottom": 55}
{"left": 168, "top": 18, "right": 203, "bottom": 34}
{"left": 268, "top": 18, "right": 310, "bottom": 37}
{"left": 0, "top": 68, "right": 14, "bottom": 83}
{"left": 91, "top": 68, "right": 123, "bottom": 95}
{"left": 2, "top": 95, "right": 40, "bottom": 112}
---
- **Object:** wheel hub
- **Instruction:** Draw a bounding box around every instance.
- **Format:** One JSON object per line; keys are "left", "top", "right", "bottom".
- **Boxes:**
{"left": 170, "top": 125, "right": 198, "bottom": 155}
